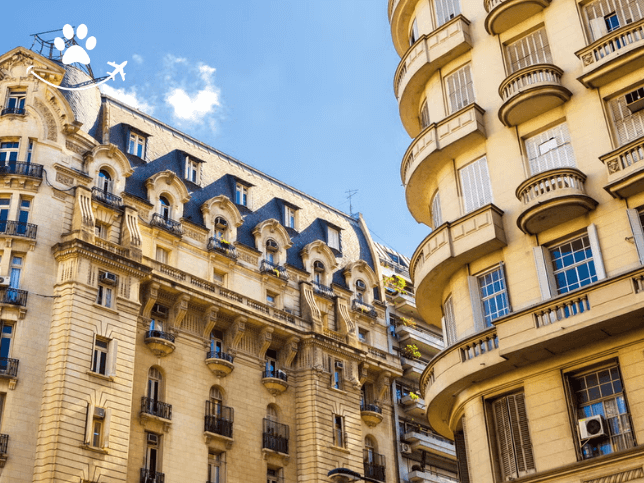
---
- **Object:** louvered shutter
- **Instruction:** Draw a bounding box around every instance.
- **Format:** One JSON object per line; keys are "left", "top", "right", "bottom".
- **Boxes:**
{"left": 627, "top": 209, "right": 644, "bottom": 265}
{"left": 84, "top": 403, "right": 94, "bottom": 445}
{"left": 446, "top": 65, "right": 474, "bottom": 114}
{"left": 431, "top": 192, "right": 442, "bottom": 229}
{"left": 493, "top": 398, "right": 518, "bottom": 480}
{"left": 584, "top": 0, "right": 644, "bottom": 40}
{"left": 506, "top": 28, "right": 552, "bottom": 73}
{"left": 435, "top": 0, "right": 461, "bottom": 27}
{"left": 468, "top": 276, "right": 485, "bottom": 332}
{"left": 587, "top": 224, "right": 607, "bottom": 280}
{"left": 525, "top": 123, "right": 576, "bottom": 176}
{"left": 459, "top": 157, "right": 493, "bottom": 214}
{"left": 533, "top": 246, "right": 554, "bottom": 300}
{"left": 102, "top": 408, "right": 111, "bottom": 449}
{"left": 608, "top": 92, "right": 644, "bottom": 146}
{"left": 443, "top": 297, "right": 457, "bottom": 346}
{"left": 507, "top": 394, "right": 536, "bottom": 476}
{"left": 454, "top": 418, "right": 471, "bottom": 483}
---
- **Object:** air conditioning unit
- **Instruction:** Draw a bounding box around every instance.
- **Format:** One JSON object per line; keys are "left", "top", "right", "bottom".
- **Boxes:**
{"left": 400, "top": 443, "right": 412, "bottom": 455}
{"left": 152, "top": 303, "right": 169, "bottom": 317}
{"left": 147, "top": 433, "right": 159, "bottom": 445}
{"left": 335, "top": 361, "right": 344, "bottom": 369}
{"left": 626, "top": 87, "right": 644, "bottom": 113}
{"left": 0, "top": 276, "right": 9, "bottom": 287}
{"left": 579, "top": 415, "right": 606, "bottom": 439}
{"left": 99, "top": 272, "right": 118, "bottom": 285}
{"left": 94, "top": 407, "right": 105, "bottom": 419}
{"left": 356, "top": 280, "right": 366, "bottom": 291}
{"left": 214, "top": 217, "right": 228, "bottom": 229}
{"left": 266, "top": 239, "right": 279, "bottom": 251}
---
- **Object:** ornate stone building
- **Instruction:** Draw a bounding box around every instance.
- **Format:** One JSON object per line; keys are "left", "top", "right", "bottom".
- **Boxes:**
{"left": 0, "top": 45, "right": 409, "bottom": 483}
{"left": 388, "top": 0, "right": 644, "bottom": 483}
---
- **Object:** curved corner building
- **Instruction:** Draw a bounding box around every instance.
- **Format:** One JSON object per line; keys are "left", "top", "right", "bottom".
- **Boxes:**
{"left": 389, "top": 0, "right": 644, "bottom": 482}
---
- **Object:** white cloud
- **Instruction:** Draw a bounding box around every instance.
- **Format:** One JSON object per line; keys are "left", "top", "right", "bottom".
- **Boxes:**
{"left": 132, "top": 53, "right": 143, "bottom": 64}
{"left": 100, "top": 84, "right": 154, "bottom": 114}
{"left": 164, "top": 54, "right": 187, "bottom": 65}
{"left": 163, "top": 61, "right": 221, "bottom": 124}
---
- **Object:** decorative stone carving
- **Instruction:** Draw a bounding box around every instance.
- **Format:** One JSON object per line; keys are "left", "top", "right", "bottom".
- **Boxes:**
{"left": 281, "top": 336, "right": 300, "bottom": 368}
{"left": 141, "top": 283, "right": 160, "bottom": 319}
{"left": 33, "top": 98, "right": 57, "bottom": 141}
{"left": 258, "top": 326, "right": 274, "bottom": 360}
{"left": 172, "top": 294, "right": 190, "bottom": 328}
{"left": 202, "top": 305, "right": 219, "bottom": 339}
{"left": 227, "top": 316, "right": 247, "bottom": 354}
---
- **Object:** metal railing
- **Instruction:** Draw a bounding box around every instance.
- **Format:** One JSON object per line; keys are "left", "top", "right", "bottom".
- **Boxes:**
{"left": 263, "top": 418, "right": 289, "bottom": 454}
{"left": 0, "top": 288, "right": 28, "bottom": 306}
{"left": 263, "top": 369, "right": 287, "bottom": 382}
{"left": 0, "top": 161, "right": 43, "bottom": 179}
{"left": 361, "top": 403, "right": 382, "bottom": 414}
{"left": 140, "top": 469, "right": 165, "bottom": 483}
{"left": 206, "top": 350, "right": 234, "bottom": 363}
{"left": 363, "top": 450, "right": 386, "bottom": 482}
{"left": 145, "top": 330, "right": 175, "bottom": 344}
{"left": 0, "top": 220, "right": 37, "bottom": 239}
{"left": 92, "top": 187, "right": 123, "bottom": 208}
{"left": 0, "top": 434, "right": 7, "bottom": 454}
{"left": 204, "top": 402, "right": 234, "bottom": 438}
{"left": 260, "top": 259, "right": 289, "bottom": 281}
{"left": 0, "top": 358, "right": 19, "bottom": 378}
{"left": 150, "top": 213, "right": 183, "bottom": 236}
{"left": 400, "top": 421, "right": 454, "bottom": 445}
{"left": 312, "top": 281, "right": 335, "bottom": 298}
{"left": 207, "top": 237, "right": 238, "bottom": 259}
{"left": 352, "top": 299, "right": 377, "bottom": 318}
{"left": 1, "top": 107, "right": 25, "bottom": 116}
{"left": 141, "top": 397, "right": 172, "bottom": 420}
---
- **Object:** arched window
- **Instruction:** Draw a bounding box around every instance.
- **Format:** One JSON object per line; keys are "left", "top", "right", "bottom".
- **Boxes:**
{"left": 159, "top": 196, "right": 171, "bottom": 220}
{"left": 266, "top": 404, "right": 278, "bottom": 422}
{"left": 265, "top": 239, "right": 279, "bottom": 264}
{"left": 98, "top": 169, "right": 112, "bottom": 193}
{"left": 365, "top": 435, "right": 377, "bottom": 463}
{"left": 147, "top": 367, "right": 162, "bottom": 402}
{"left": 355, "top": 279, "right": 367, "bottom": 301}
{"left": 313, "top": 260, "right": 325, "bottom": 284}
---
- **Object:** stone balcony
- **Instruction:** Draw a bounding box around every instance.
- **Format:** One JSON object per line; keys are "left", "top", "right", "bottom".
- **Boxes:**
{"left": 410, "top": 204, "right": 506, "bottom": 327}
{"left": 360, "top": 403, "right": 384, "bottom": 427}
{"left": 401, "top": 356, "right": 427, "bottom": 381}
{"left": 515, "top": 167, "right": 597, "bottom": 234}
{"left": 205, "top": 351, "right": 235, "bottom": 377}
{"left": 394, "top": 16, "right": 472, "bottom": 136}
{"left": 484, "top": 0, "right": 551, "bottom": 35}
{"left": 601, "top": 137, "right": 644, "bottom": 198}
{"left": 498, "top": 64, "right": 571, "bottom": 127}
{"left": 144, "top": 329, "right": 176, "bottom": 357}
{"left": 409, "top": 469, "right": 459, "bottom": 483}
{"left": 575, "top": 19, "right": 644, "bottom": 88}
{"left": 403, "top": 430, "right": 456, "bottom": 459}
{"left": 395, "top": 323, "right": 443, "bottom": 355}
{"left": 400, "top": 394, "right": 427, "bottom": 418}
{"left": 402, "top": 104, "right": 486, "bottom": 225}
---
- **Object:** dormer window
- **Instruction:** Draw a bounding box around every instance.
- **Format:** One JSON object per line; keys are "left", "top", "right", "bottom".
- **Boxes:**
{"left": 3, "top": 90, "right": 26, "bottom": 115}
{"left": 328, "top": 226, "right": 340, "bottom": 251}
{"left": 214, "top": 216, "right": 228, "bottom": 240}
{"left": 266, "top": 239, "right": 279, "bottom": 264}
{"left": 285, "top": 206, "right": 296, "bottom": 229}
{"left": 235, "top": 183, "right": 248, "bottom": 207}
{"left": 97, "top": 169, "right": 113, "bottom": 193}
{"left": 355, "top": 279, "right": 366, "bottom": 300}
{"left": 313, "top": 260, "right": 325, "bottom": 284}
{"left": 185, "top": 156, "right": 200, "bottom": 184}
{"left": 128, "top": 132, "right": 146, "bottom": 158}
{"left": 159, "top": 196, "right": 171, "bottom": 220}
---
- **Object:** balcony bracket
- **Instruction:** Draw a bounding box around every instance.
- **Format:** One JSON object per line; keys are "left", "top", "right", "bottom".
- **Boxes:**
{"left": 0, "top": 454, "right": 6, "bottom": 468}
{"left": 8, "top": 379, "right": 16, "bottom": 390}
{"left": 262, "top": 448, "right": 290, "bottom": 465}
{"left": 204, "top": 431, "right": 233, "bottom": 450}
{"left": 139, "top": 412, "right": 171, "bottom": 433}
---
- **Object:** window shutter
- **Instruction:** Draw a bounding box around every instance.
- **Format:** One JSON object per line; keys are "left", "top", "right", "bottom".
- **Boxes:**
{"left": 627, "top": 209, "right": 644, "bottom": 265}
{"left": 507, "top": 394, "right": 535, "bottom": 476}
{"left": 431, "top": 192, "right": 442, "bottom": 229}
{"left": 446, "top": 64, "right": 474, "bottom": 114}
{"left": 587, "top": 223, "right": 607, "bottom": 280}
{"left": 499, "top": 262, "right": 512, "bottom": 312}
{"left": 533, "top": 246, "right": 554, "bottom": 300}
{"left": 609, "top": 93, "right": 644, "bottom": 146}
{"left": 460, "top": 157, "right": 493, "bottom": 214}
{"left": 84, "top": 403, "right": 94, "bottom": 445}
{"left": 443, "top": 297, "right": 457, "bottom": 346}
{"left": 493, "top": 398, "right": 517, "bottom": 480}
{"left": 102, "top": 408, "right": 112, "bottom": 449}
{"left": 468, "top": 276, "right": 485, "bottom": 332}
{"left": 454, "top": 419, "right": 471, "bottom": 483}
{"left": 107, "top": 338, "right": 118, "bottom": 377}
{"left": 525, "top": 123, "right": 575, "bottom": 176}
{"left": 506, "top": 28, "right": 552, "bottom": 73}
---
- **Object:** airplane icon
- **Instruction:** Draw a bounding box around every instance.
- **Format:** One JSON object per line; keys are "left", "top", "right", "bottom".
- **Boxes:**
{"left": 107, "top": 61, "right": 127, "bottom": 81}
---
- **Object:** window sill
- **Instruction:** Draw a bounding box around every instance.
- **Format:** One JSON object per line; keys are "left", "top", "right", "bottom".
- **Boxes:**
{"left": 329, "top": 387, "right": 348, "bottom": 396}
{"left": 87, "top": 370, "right": 114, "bottom": 382}
{"left": 80, "top": 444, "right": 109, "bottom": 455}
{"left": 92, "top": 303, "right": 119, "bottom": 315}
{"left": 328, "top": 445, "right": 351, "bottom": 454}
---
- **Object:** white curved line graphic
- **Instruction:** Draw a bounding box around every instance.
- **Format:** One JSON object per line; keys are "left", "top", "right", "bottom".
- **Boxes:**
{"left": 26, "top": 65, "right": 113, "bottom": 91}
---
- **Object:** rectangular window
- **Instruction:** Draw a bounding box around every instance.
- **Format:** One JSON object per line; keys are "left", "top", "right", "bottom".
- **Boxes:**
{"left": 477, "top": 266, "right": 510, "bottom": 326}
{"left": 155, "top": 246, "right": 168, "bottom": 264}
{"left": 608, "top": 85, "right": 644, "bottom": 147}
{"left": 4, "top": 90, "right": 26, "bottom": 114}
{"left": 128, "top": 132, "right": 146, "bottom": 158}
{"left": 84, "top": 404, "right": 111, "bottom": 449}
{"left": 208, "top": 452, "right": 225, "bottom": 483}
{"left": 185, "top": 157, "right": 199, "bottom": 183}
{"left": 435, "top": 0, "right": 461, "bottom": 27}
{"left": 568, "top": 363, "right": 635, "bottom": 459}
{"left": 550, "top": 235, "right": 598, "bottom": 294}
{"left": 0, "top": 324, "right": 13, "bottom": 365}
{"left": 409, "top": 17, "right": 419, "bottom": 45}
{"left": 26, "top": 140, "right": 33, "bottom": 163}
{"left": 92, "top": 337, "right": 109, "bottom": 375}
{"left": 0, "top": 142, "right": 19, "bottom": 163}
{"left": 333, "top": 415, "right": 345, "bottom": 447}
{"left": 94, "top": 223, "right": 107, "bottom": 240}
{"left": 459, "top": 156, "right": 493, "bottom": 214}
{"left": 524, "top": 123, "right": 576, "bottom": 176}
{"left": 505, "top": 28, "right": 552, "bottom": 74}
{"left": 96, "top": 285, "right": 112, "bottom": 308}
{"left": 358, "top": 328, "right": 369, "bottom": 343}
{"left": 333, "top": 362, "right": 343, "bottom": 390}
{"left": 266, "top": 292, "right": 277, "bottom": 307}
{"left": 267, "top": 468, "right": 282, "bottom": 483}
{"left": 145, "top": 432, "right": 160, "bottom": 473}
{"left": 328, "top": 226, "right": 340, "bottom": 251}
{"left": 445, "top": 64, "right": 474, "bottom": 114}
{"left": 584, "top": 0, "right": 644, "bottom": 41}
{"left": 491, "top": 392, "right": 536, "bottom": 481}
{"left": 285, "top": 206, "right": 296, "bottom": 229}
{"left": 235, "top": 183, "right": 248, "bottom": 206}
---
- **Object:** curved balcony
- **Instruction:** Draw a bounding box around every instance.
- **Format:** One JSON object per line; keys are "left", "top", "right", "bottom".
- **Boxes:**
{"left": 360, "top": 403, "right": 383, "bottom": 427}
{"left": 205, "top": 350, "right": 234, "bottom": 377}
{"left": 144, "top": 329, "right": 176, "bottom": 357}
{"left": 575, "top": 19, "right": 644, "bottom": 88}
{"left": 262, "top": 369, "right": 288, "bottom": 395}
{"left": 150, "top": 213, "right": 183, "bottom": 236}
{"left": 484, "top": 0, "right": 551, "bottom": 35}
{"left": 498, "top": 64, "right": 571, "bottom": 127}
{"left": 410, "top": 204, "right": 506, "bottom": 327}
{"left": 394, "top": 16, "right": 472, "bottom": 137}
{"left": 515, "top": 168, "right": 597, "bottom": 234}
{"left": 601, "top": 137, "right": 644, "bottom": 198}
{"left": 207, "top": 237, "right": 238, "bottom": 259}
{"left": 389, "top": 0, "right": 420, "bottom": 56}
{"left": 402, "top": 104, "right": 486, "bottom": 225}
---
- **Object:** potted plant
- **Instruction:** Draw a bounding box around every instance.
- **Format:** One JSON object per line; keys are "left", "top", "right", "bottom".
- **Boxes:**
{"left": 403, "top": 344, "right": 421, "bottom": 360}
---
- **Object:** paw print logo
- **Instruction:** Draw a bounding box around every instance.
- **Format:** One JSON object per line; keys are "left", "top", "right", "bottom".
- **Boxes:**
{"left": 54, "top": 24, "right": 97, "bottom": 65}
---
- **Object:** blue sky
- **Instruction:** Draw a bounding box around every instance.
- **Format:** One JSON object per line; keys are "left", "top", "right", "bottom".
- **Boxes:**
{"left": 4, "top": 1, "right": 428, "bottom": 258}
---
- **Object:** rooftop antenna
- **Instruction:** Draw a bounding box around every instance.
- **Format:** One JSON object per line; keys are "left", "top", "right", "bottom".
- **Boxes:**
{"left": 345, "top": 189, "right": 358, "bottom": 217}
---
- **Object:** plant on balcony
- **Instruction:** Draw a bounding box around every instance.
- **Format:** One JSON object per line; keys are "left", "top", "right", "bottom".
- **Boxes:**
{"left": 400, "top": 316, "right": 416, "bottom": 328}
{"left": 403, "top": 344, "right": 421, "bottom": 360}
{"left": 384, "top": 274, "right": 406, "bottom": 293}
{"left": 409, "top": 391, "right": 419, "bottom": 401}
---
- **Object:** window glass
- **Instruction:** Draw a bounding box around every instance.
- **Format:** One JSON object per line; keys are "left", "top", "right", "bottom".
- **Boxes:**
{"left": 478, "top": 266, "right": 510, "bottom": 326}
{"left": 235, "top": 183, "right": 248, "bottom": 206}
{"left": 0, "top": 142, "right": 19, "bottom": 163}
{"left": 128, "top": 132, "right": 146, "bottom": 158}
{"left": 550, "top": 235, "right": 597, "bottom": 294}
{"left": 5, "top": 91, "right": 26, "bottom": 113}
{"left": 609, "top": 85, "right": 644, "bottom": 146}
{"left": 435, "top": 0, "right": 460, "bottom": 27}
{"left": 159, "top": 196, "right": 171, "bottom": 220}
{"left": 92, "top": 338, "right": 109, "bottom": 375}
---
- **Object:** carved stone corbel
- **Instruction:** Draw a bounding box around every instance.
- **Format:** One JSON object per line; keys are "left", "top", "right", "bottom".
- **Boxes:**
{"left": 375, "top": 371, "right": 391, "bottom": 404}
{"left": 258, "top": 326, "right": 274, "bottom": 361}
{"left": 227, "top": 316, "right": 247, "bottom": 354}
{"left": 173, "top": 294, "right": 190, "bottom": 328}
{"left": 346, "top": 360, "right": 361, "bottom": 389}
{"left": 202, "top": 305, "right": 219, "bottom": 339}
{"left": 359, "top": 362, "right": 370, "bottom": 387}
{"left": 300, "top": 281, "right": 321, "bottom": 329}
{"left": 71, "top": 186, "right": 95, "bottom": 242}
{"left": 337, "top": 298, "right": 357, "bottom": 340}
{"left": 141, "top": 283, "right": 160, "bottom": 319}
{"left": 281, "top": 336, "right": 300, "bottom": 368}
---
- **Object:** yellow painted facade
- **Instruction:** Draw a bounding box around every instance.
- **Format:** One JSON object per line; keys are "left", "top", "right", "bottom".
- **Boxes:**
{"left": 389, "top": 0, "right": 644, "bottom": 482}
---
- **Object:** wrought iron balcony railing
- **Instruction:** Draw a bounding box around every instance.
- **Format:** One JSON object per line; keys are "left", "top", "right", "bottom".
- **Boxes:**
{"left": 0, "top": 220, "right": 37, "bottom": 239}
{"left": 150, "top": 213, "right": 183, "bottom": 236}
{"left": 92, "top": 187, "right": 123, "bottom": 208}
{"left": 0, "top": 358, "right": 19, "bottom": 378}
{"left": 145, "top": 329, "right": 175, "bottom": 343}
{"left": 363, "top": 450, "right": 386, "bottom": 482}
{"left": 263, "top": 418, "right": 289, "bottom": 454}
{"left": 263, "top": 369, "right": 287, "bottom": 382}
{"left": 141, "top": 397, "right": 172, "bottom": 420}
{"left": 260, "top": 259, "right": 289, "bottom": 281}
{"left": 0, "top": 434, "right": 8, "bottom": 454}
{"left": 360, "top": 403, "right": 382, "bottom": 414}
{"left": 0, "top": 288, "right": 28, "bottom": 306}
{"left": 140, "top": 469, "right": 165, "bottom": 483}
{"left": 352, "top": 299, "right": 377, "bottom": 318}
{"left": 1, "top": 107, "right": 25, "bottom": 116}
{"left": 312, "top": 281, "right": 334, "bottom": 298}
{"left": 0, "top": 161, "right": 43, "bottom": 179}
{"left": 206, "top": 350, "right": 234, "bottom": 363}
{"left": 204, "top": 401, "right": 234, "bottom": 438}
{"left": 207, "top": 237, "right": 238, "bottom": 259}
